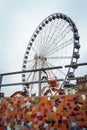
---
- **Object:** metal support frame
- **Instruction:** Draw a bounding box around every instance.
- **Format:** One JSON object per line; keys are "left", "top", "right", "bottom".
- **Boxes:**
{"left": 0, "top": 62, "right": 87, "bottom": 97}
{"left": 0, "top": 75, "right": 4, "bottom": 98}
{"left": 0, "top": 66, "right": 62, "bottom": 76}
{"left": 65, "top": 62, "right": 87, "bottom": 68}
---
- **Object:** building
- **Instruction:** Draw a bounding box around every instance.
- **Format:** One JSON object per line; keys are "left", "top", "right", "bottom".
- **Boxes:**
{"left": 65, "top": 85, "right": 78, "bottom": 95}
{"left": 76, "top": 75, "right": 87, "bottom": 94}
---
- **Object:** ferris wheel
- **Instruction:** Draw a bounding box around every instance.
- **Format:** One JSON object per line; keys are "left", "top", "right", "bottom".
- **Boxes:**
{"left": 22, "top": 13, "right": 80, "bottom": 96}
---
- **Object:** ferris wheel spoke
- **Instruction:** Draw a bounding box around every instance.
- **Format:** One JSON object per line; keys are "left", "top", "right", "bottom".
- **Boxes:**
{"left": 46, "top": 56, "right": 72, "bottom": 59}
{"left": 40, "top": 21, "right": 58, "bottom": 53}
{"left": 57, "top": 37, "right": 73, "bottom": 49}
{"left": 27, "top": 59, "right": 35, "bottom": 63}
{"left": 45, "top": 19, "right": 61, "bottom": 45}
{"left": 26, "top": 61, "right": 35, "bottom": 70}
{"left": 45, "top": 62, "right": 55, "bottom": 76}
{"left": 34, "top": 31, "right": 44, "bottom": 54}
{"left": 46, "top": 38, "right": 73, "bottom": 56}
{"left": 26, "top": 71, "right": 32, "bottom": 82}
{"left": 31, "top": 46, "right": 38, "bottom": 55}
{"left": 41, "top": 22, "right": 53, "bottom": 47}
{"left": 39, "top": 29, "right": 46, "bottom": 49}
{"left": 49, "top": 20, "right": 66, "bottom": 46}
{"left": 45, "top": 61, "right": 59, "bottom": 76}
{"left": 46, "top": 25, "right": 71, "bottom": 54}
{"left": 46, "top": 61, "right": 66, "bottom": 77}
{"left": 54, "top": 25, "right": 71, "bottom": 44}
{"left": 45, "top": 19, "right": 66, "bottom": 51}
{"left": 57, "top": 69, "right": 66, "bottom": 76}
{"left": 26, "top": 61, "right": 37, "bottom": 81}
{"left": 38, "top": 25, "right": 51, "bottom": 52}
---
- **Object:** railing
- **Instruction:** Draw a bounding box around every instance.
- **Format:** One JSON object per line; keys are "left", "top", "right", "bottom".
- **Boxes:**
{"left": 0, "top": 62, "right": 87, "bottom": 97}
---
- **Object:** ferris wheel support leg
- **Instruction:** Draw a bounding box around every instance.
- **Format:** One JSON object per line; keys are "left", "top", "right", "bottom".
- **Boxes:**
{"left": 39, "top": 69, "right": 41, "bottom": 96}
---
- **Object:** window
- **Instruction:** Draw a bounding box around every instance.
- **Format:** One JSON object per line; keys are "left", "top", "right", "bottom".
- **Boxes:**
{"left": 67, "top": 89, "right": 71, "bottom": 92}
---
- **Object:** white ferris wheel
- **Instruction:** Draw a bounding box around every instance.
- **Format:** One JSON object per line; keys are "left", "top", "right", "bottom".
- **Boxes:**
{"left": 22, "top": 13, "right": 80, "bottom": 96}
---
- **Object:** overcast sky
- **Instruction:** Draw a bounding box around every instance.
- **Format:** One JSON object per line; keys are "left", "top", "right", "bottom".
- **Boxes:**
{"left": 0, "top": 0, "right": 87, "bottom": 96}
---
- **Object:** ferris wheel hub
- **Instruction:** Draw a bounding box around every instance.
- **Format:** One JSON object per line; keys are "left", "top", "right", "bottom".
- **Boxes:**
{"left": 34, "top": 54, "right": 47, "bottom": 61}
